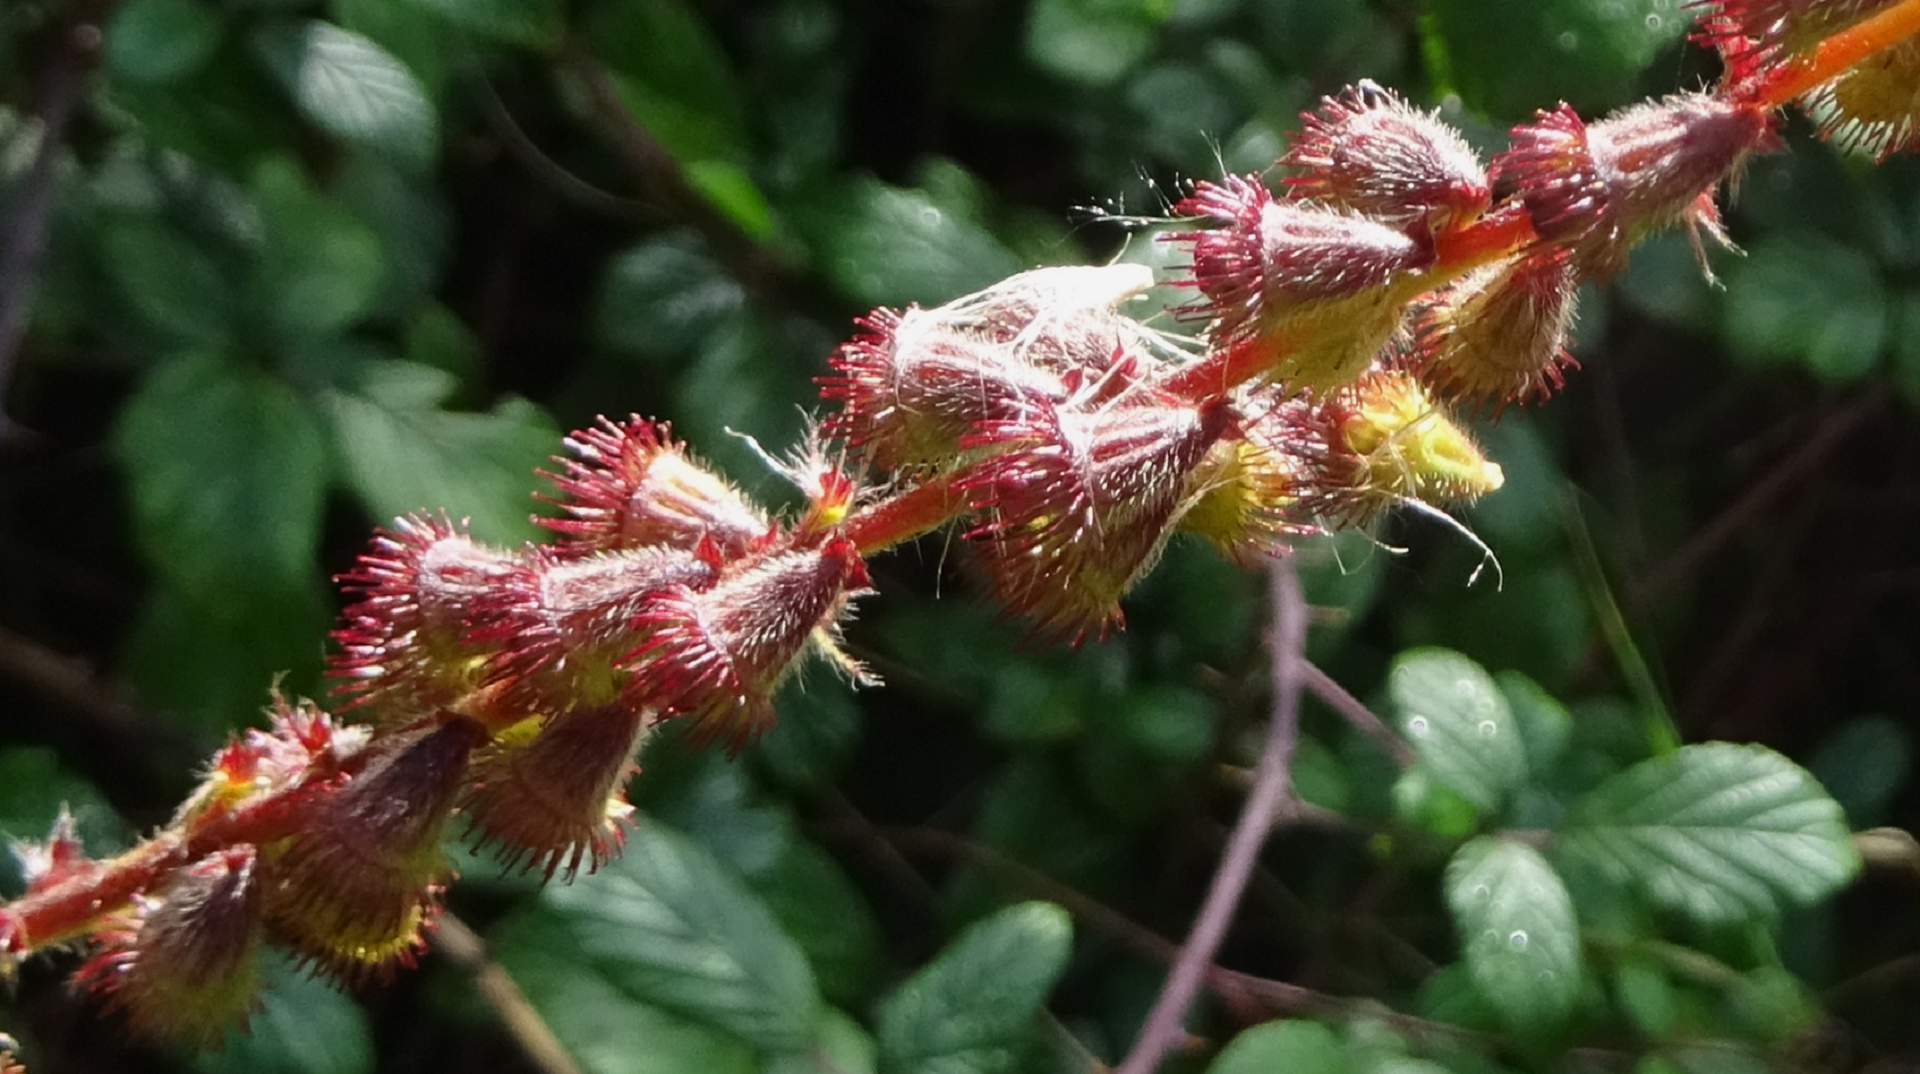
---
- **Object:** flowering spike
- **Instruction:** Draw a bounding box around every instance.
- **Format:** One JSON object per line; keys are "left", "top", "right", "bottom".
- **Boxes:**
{"left": 623, "top": 538, "right": 873, "bottom": 752}
{"left": 1285, "top": 80, "right": 1491, "bottom": 229}
{"left": 328, "top": 515, "right": 524, "bottom": 722}
{"left": 1169, "top": 175, "right": 1435, "bottom": 395}
{"left": 461, "top": 704, "right": 650, "bottom": 879}
{"left": 1284, "top": 366, "right": 1505, "bottom": 527}
{"left": 257, "top": 714, "right": 487, "bottom": 980}
{"left": 961, "top": 396, "right": 1232, "bottom": 644}
{"left": 1493, "top": 94, "right": 1775, "bottom": 277}
{"left": 78, "top": 847, "right": 264, "bottom": 1047}
{"left": 539, "top": 417, "right": 769, "bottom": 559}
{"left": 1413, "top": 248, "right": 1581, "bottom": 408}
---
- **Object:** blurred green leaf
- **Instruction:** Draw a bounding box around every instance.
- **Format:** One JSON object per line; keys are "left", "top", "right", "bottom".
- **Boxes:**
{"left": 796, "top": 170, "right": 1024, "bottom": 308}
{"left": 875, "top": 901, "right": 1073, "bottom": 1074}
{"left": 117, "top": 353, "right": 328, "bottom": 599}
{"left": 252, "top": 158, "right": 385, "bottom": 343}
{"left": 195, "top": 955, "right": 373, "bottom": 1074}
{"left": 1387, "top": 648, "right": 1527, "bottom": 813}
{"left": 105, "top": 0, "right": 223, "bottom": 85}
{"left": 1422, "top": 0, "right": 1688, "bottom": 117}
{"left": 333, "top": 154, "right": 452, "bottom": 318}
{"left": 1024, "top": 0, "right": 1169, "bottom": 87}
{"left": 403, "top": 0, "right": 561, "bottom": 49}
{"left": 1496, "top": 670, "right": 1573, "bottom": 786}
{"left": 253, "top": 20, "right": 438, "bottom": 172}
{"left": 1723, "top": 232, "right": 1888, "bottom": 384}
{"left": 539, "top": 818, "right": 824, "bottom": 1052}
{"left": 1809, "top": 715, "right": 1910, "bottom": 828}
{"left": 319, "top": 355, "right": 556, "bottom": 543}
{"left": 767, "top": 1009, "right": 877, "bottom": 1074}
{"left": 1445, "top": 837, "right": 1583, "bottom": 1038}
{"left": 1555, "top": 743, "right": 1859, "bottom": 925}
{"left": 755, "top": 685, "right": 863, "bottom": 793}
{"left": 494, "top": 913, "right": 758, "bottom": 1074}
{"left": 750, "top": 840, "right": 884, "bottom": 1008}
{"left": 96, "top": 216, "right": 238, "bottom": 350}
{"left": 595, "top": 232, "right": 746, "bottom": 361}
{"left": 122, "top": 575, "right": 331, "bottom": 734}
{"left": 1205, "top": 1019, "right": 1353, "bottom": 1074}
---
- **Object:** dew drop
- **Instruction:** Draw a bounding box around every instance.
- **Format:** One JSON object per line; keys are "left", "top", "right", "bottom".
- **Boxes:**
{"left": 1471, "top": 884, "right": 1491, "bottom": 902}
{"left": 1645, "top": 13, "right": 1663, "bottom": 28}
{"left": 1508, "top": 930, "right": 1530, "bottom": 951}
{"left": 1477, "top": 720, "right": 1498, "bottom": 737}
{"left": 1557, "top": 30, "right": 1580, "bottom": 49}
{"left": 1408, "top": 715, "right": 1431, "bottom": 737}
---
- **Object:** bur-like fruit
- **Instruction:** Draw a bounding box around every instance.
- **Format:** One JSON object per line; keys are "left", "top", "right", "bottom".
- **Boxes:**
{"left": 1285, "top": 80, "right": 1491, "bottom": 229}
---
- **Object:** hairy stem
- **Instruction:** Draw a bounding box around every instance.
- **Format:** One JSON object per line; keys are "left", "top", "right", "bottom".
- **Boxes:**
{"left": 1115, "top": 555, "right": 1307, "bottom": 1074}
{"left": 1748, "top": 0, "right": 1920, "bottom": 106}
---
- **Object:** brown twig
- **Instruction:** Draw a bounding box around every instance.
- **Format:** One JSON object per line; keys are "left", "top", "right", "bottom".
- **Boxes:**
{"left": 1299, "top": 661, "right": 1414, "bottom": 766}
{"left": 433, "top": 913, "right": 584, "bottom": 1074}
{"left": 1115, "top": 556, "right": 1308, "bottom": 1074}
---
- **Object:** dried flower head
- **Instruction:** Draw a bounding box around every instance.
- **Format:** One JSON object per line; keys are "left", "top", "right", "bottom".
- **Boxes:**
{"left": 1494, "top": 94, "right": 1774, "bottom": 277}
{"left": 540, "top": 418, "right": 769, "bottom": 559}
{"left": 78, "top": 847, "right": 264, "bottom": 1046}
{"left": 1171, "top": 175, "right": 1435, "bottom": 395}
{"left": 257, "top": 715, "right": 486, "bottom": 979}
{"left": 962, "top": 395, "right": 1231, "bottom": 643}
{"left": 1413, "top": 247, "right": 1581, "bottom": 408}
{"left": 1285, "top": 80, "right": 1491, "bottom": 229}
{"left": 461, "top": 703, "right": 650, "bottom": 879}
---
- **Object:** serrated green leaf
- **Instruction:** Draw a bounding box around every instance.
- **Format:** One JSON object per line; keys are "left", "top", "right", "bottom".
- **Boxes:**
{"left": 252, "top": 158, "right": 384, "bottom": 342}
{"left": 116, "top": 353, "right": 328, "bottom": 600}
{"left": 105, "top": 0, "right": 223, "bottom": 85}
{"left": 876, "top": 901, "right": 1072, "bottom": 1074}
{"left": 750, "top": 841, "right": 884, "bottom": 1008}
{"left": 1205, "top": 1019, "right": 1354, "bottom": 1074}
{"left": 406, "top": 0, "right": 562, "bottom": 49}
{"left": 194, "top": 955, "right": 372, "bottom": 1074}
{"left": 494, "top": 912, "right": 759, "bottom": 1074}
{"left": 1554, "top": 743, "right": 1859, "bottom": 925}
{"left": 1496, "top": 670, "right": 1572, "bottom": 782}
{"left": 541, "top": 818, "right": 823, "bottom": 1053}
{"left": 1388, "top": 648, "right": 1526, "bottom": 813}
{"left": 594, "top": 232, "right": 745, "bottom": 361}
{"left": 253, "top": 20, "right": 437, "bottom": 171}
{"left": 319, "top": 355, "right": 555, "bottom": 543}
{"left": 1444, "top": 837, "right": 1583, "bottom": 1037}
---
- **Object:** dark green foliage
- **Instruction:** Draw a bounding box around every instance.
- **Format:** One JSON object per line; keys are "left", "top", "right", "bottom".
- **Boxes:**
{"left": 2, "top": 0, "right": 1917, "bottom": 1072}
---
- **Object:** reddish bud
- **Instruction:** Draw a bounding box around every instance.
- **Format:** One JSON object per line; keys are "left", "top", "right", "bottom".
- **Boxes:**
{"left": 1413, "top": 247, "right": 1581, "bottom": 408}
{"left": 474, "top": 545, "right": 722, "bottom": 714}
{"left": 1170, "top": 175, "right": 1434, "bottom": 395}
{"left": 961, "top": 395, "right": 1232, "bottom": 643}
{"left": 820, "top": 265, "right": 1156, "bottom": 473}
{"left": 329, "top": 515, "right": 523, "bottom": 722}
{"left": 623, "top": 538, "right": 873, "bottom": 752}
{"left": 1285, "top": 80, "right": 1491, "bottom": 229}
{"left": 13, "top": 810, "right": 90, "bottom": 894}
{"left": 1493, "top": 94, "right": 1774, "bottom": 277}
{"left": 1284, "top": 366, "right": 1505, "bottom": 527}
{"left": 540, "top": 417, "right": 769, "bottom": 559}
{"left": 78, "top": 847, "right": 264, "bottom": 1046}
{"left": 462, "top": 704, "right": 650, "bottom": 879}
{"left": 257, "top": 715, "right": 486, "bottom": 979}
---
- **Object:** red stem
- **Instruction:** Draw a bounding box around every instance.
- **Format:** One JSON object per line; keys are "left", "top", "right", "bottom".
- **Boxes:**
{"left": 1746, "top": 0, "right": 1920, "bottom": 107}
{"left": 843, "top": 472, "right": 967, "bottom": 554}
